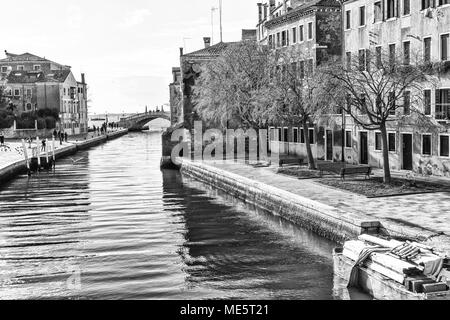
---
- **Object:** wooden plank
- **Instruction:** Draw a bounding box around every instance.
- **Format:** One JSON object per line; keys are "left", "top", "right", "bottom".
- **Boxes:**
{"left": 358, "top": 234, "right": 403, "bottom": 248}
{"left": 371, "top": 253, "right": 420, "bottom": 274}
{"left": 365, "top": 261, "right": 406, "bottom": 284}
{"left": 422, "top": 282, "right": 448, "bottom": 294}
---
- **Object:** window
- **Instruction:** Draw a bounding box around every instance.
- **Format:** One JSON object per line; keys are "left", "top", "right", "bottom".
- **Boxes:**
{"left": 403, "top": 0, "right": 411, "bottom": 15}
{"left": 388, "top": 92, "right": 396, "bottom": 115}
{"left": 278, "top": 128, "right": 282, "bottom": 142}
{"left": 309, "top": 129, "right": 315, "bottom": 145}
{"left": 375, "top": 133, "right": 382, "bottom": 151}
{"left": 14, "top": 89, "right": 20, "bottom": 96}
{"left": 345, "top": 131, "right": 352, "bottom": 148}
{"left": 299, "top": 25, "right": 304, "bottom": 42}
{"left": 26, "top": 103, "right": 32, "bottom": 111}
{"left": 436, "top": 89, "right": 450, "bottom": 120}
{"left": 17, "top": 65, "right": 24, "bottom": 71}
{"left": 359, "top": 49, "right": 366, "bottom": 71}
{"left": 359, "top": 6, "right": 366, "bottom": 26}
{"left": 376, "top": 46, "right": 382, "bottom": 68}
{"left": 439, "top": 0, "right": 450, "bottom": 5}
{"left": 282, "top": 31, "right": 287, "bottom": 47}
{"left": 283, "top": 128, "right": 289, "bottom": 142}
{"left": 387, "top": 0, "right": 396, "bottom": 18}
{"left": 292, "top": 27, "right": 297, "bottom": 44}
{"left": 422, "top": 0, "right": 436, "bottom": 10}
{"left": 424, "top": 90, "right": 432, "bottom": 115}
{"left": 403, "top": 41, "right": 410, "bottom": 65}
{"left": 1, "top": 66, "right": 8, "bottom": 73}
{"left": 345, "top": 10, "right": 351, "bottom": 29}
{"left": 422, "top": 135, "right": 432, "bottom": 155}
{"left": 374, "top": 2, "right": 382, "bottom": 22}
{"left": 389, "top": 44, "right": 396, "bottom": 65}
{"left": 293, "top": 128, "right": 299, "bottom": 143}
{"left": 26, "top": 88, "right": 32, "bottom": 97}
{"left": 33, "top": 65, "right": 41, "bottom": 71}
{"left": 308, "top": 22, "right": 313, "bottom": 40}
{"left": 441, "top": 34, "right": 449, "bottom": 61}
{"left": 276, "top": 33, "right": 281, "bottom": 47}
{"left": 404, "top": 91, "right": 411, "bottom": 115}
{"left": 300, "top": 128, "right": 305, "bottom": 143}
{"left": 440, "top": 135, "right": 449, "bottom": 157}
{"left": 424, "top": 37, "right": 432, "bottom": 63}
{"left": 268, "top": 35, "right": 273, "bottom": 48}
{"left": 388, "top": 133, "right": 396, "bottom": 152}
{"left": 299, "top": 60, "right": 305, "bottom": 79}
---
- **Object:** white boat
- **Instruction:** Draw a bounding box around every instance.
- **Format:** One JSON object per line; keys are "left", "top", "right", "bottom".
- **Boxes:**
{"left": 333, "top": 234, "right": 450, "bottom": 300}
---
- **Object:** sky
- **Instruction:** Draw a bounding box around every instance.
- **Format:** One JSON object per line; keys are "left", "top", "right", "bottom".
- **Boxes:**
{"left": 0, "top": 0, "right": 259, "bottom": 115}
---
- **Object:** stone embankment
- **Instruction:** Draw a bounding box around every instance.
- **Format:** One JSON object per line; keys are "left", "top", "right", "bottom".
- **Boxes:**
{"left": 0, "top": 129, "right": 128, "bottom": 184}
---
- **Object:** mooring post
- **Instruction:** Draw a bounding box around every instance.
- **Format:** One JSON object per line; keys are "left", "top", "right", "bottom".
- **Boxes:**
{"left": 21, "top": 139, "right": 30, "bottom": 176}
{"left": 45, "top": 143, "right": 49, "bottom": 169}
{"left": 52, "top": 137, "right": 56, "bottom": 168}
{"left": 36, "top": 136, "right": 41, "bottom": 170}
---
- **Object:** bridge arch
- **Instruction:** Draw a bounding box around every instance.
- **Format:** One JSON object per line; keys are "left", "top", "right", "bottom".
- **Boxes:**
{"left": 119, "top": 112, "right": 171, "bottom": 131}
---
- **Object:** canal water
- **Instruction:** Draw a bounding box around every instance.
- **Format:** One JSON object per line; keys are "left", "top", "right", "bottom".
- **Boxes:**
{"left": 0, "top": 132, "right": 358, "bottom": 300}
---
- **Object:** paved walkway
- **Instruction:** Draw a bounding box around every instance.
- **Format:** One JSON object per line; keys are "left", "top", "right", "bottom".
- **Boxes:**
{"left": 197, "top": 160, "right": 450, "bottom": 251}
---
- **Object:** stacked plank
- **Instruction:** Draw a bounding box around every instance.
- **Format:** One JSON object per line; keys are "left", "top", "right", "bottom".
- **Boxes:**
{"left": 343, "top": 234, "right": 449, "bottom": 294}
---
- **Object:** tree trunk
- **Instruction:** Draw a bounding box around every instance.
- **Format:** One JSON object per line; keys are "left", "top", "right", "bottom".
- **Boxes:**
{"left": 302, "top": 120, "right": 316, "bottom": 170}
{"left": 380, "top": 123, "right": 392, "bottom": 184}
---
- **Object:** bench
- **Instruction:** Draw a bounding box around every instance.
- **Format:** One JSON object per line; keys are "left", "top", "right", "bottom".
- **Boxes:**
{"left": 278, "top": 157, "right": 304, "bottom": 167}
{"left": 317, "top": 162, "right": 342, "bottom": 177}
{"left": 340, "top": 166, "right": 372, "bottom": 180}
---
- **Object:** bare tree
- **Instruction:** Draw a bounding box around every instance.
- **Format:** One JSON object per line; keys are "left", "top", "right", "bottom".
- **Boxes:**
{"left": 193, "top": 41, "right": 272, "bottom": 130}
{"left": 323, "top": 47, "right": 441, "bottom": 183}
{"left": 263, "top": 49, "right": 334, "bottom": 169}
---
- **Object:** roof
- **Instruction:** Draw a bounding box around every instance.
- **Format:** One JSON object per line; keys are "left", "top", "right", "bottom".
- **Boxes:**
{"left": 265, "top": 0, "right": 341, "bottom": 28}
{"left": 6, "top": 69, "right": 72, "bottom": 84}
{"left": 0, "top": 52, "right": 70, "bottom": 68}
{"left": 182, "top": 42, "right": 237, "bottom": 59}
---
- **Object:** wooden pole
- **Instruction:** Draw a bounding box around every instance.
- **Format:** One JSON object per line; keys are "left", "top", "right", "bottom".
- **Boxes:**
{"left": 36, "top": 137, "right": 41, "bottom": 169}
{"left": 21, "top": 139, "right": 29, "bottom": 170}
{"left": 52, "top": 136, "right": 56, "bottom": 168}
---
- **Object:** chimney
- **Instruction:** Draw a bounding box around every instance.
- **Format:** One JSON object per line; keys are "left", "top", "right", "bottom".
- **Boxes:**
{"left": 283, "top": 0, "right": 288, "bottom": 14}
{"left": 81, "top": 73, "right": 85, "bottom": 84}
{"left": 179, "top": 47, "right": 184, "bottom": 56}
{"left": 203, "top": 37, "right": 211, "bottom": 48}
{"left": 257, "top": 3, "right": 263, "bottom": 22}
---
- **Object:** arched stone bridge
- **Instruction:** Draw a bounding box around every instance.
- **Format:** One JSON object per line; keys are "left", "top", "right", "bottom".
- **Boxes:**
{"left": 119, "top": 111, "right": 171, "bottom": 131}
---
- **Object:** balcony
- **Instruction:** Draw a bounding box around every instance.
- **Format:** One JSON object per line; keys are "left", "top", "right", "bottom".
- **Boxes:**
{"left": 435, "top": 104, "right": 450, "bottom": 121}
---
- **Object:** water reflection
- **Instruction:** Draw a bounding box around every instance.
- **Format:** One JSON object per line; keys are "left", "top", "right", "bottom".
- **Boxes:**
{"left": 0, "top": 132, "right": 360, "bottom": 300}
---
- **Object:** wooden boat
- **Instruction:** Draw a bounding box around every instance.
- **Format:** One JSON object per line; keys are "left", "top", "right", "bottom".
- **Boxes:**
{"left": 333, "top": 235, "right": 450, "bottom": 300}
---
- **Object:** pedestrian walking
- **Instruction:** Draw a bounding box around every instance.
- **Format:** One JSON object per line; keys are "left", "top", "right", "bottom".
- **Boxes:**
{"left": 53, "top": 129, "right": 57, "bottom": 140}
{"left": 64, "top": 132, "right": 68, "bottom": 142}
{"left": 41, "top": 139, "right": 46, "bottom": 152}
{"left": 0, "top": 131, "right": 4, "bottom": 146}
{"left": 27, "top": 137, "right": 32, "bottom": 148}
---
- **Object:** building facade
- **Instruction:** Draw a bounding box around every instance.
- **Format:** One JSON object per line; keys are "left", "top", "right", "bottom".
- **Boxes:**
{"left": 169, "top": 67, "right": 182, "bottom": 127}
{"left": 257, "top": 0, "right": 343, "bottom": 161}
{"left": 341, "top": 0, "right": 450, "bottom": 176}
{"left": 0, "top": 52, "right": 88, "bottom": 135}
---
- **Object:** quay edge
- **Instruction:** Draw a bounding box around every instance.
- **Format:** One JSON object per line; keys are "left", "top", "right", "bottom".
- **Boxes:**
{"left": 178, "top": 159, "right": 450, "bottom": 249}
{"left": 0, "top": 129, "right": 128, "bottom": 186}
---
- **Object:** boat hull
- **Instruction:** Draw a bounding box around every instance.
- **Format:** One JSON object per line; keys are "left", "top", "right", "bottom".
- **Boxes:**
{"left": 333, "top": 248, "right": 450, "bottom": 300}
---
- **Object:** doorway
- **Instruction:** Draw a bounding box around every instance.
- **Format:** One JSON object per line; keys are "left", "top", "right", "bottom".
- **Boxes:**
{"left": 326, "top": 130, "right": 333, "bottom": 161}
{"left": 402, "top": 133, "right": 413, "bottom": 170}
{"left": 360, "top": 132, "right": 368, "bottom": 165}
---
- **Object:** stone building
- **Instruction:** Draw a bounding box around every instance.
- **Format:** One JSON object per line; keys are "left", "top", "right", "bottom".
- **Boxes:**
{"left": 341, "top": 0, "right": 450, "bottom": 176}
{"left": 2, "top": 52, "right": 88, "bottom": 135}
{"left": 169, "top": 67, "right": 182, "bottom": 127}
{"left": 256, "top": 0, "right": 343, "bottom": 160}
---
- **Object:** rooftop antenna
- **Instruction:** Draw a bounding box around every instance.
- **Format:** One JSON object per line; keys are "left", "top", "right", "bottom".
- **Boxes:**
{"left": 211, "top": 6, "right": 218, "bottom": 45}
{"left": 219, "top": 0, "right": 223, "bottom": 42}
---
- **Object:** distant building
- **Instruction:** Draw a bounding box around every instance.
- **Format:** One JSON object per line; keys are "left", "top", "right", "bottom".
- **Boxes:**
{"left": 1, "top": 51, "right": 88, "bottom": 135}
{"left": 169, "top": 67, "right": 181, "bottom": 126}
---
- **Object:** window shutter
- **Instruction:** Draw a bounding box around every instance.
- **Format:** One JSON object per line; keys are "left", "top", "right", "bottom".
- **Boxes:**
{"left": 396, "top": 0, "right": 400, "bottom": 17}
{"left": 382, "top": 0, "right": 385, "bottom": 20}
